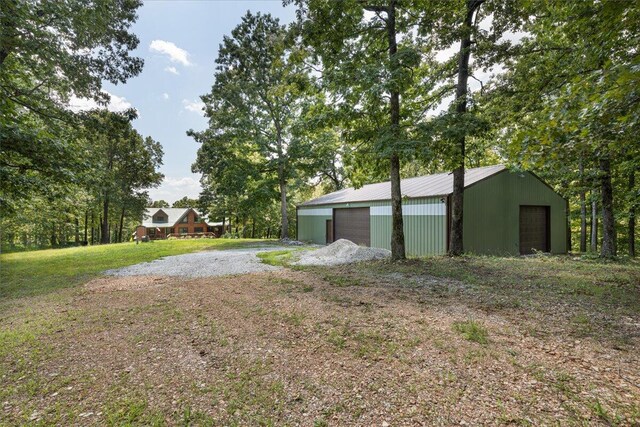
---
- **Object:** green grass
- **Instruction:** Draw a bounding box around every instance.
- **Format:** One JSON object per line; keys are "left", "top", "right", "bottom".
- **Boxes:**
{"left": 256, "top": 248, "right": 303, "bottom": 266}
{"left": 355, "top": 255, "right": 640, "bottom": 317}
{"left": 0, "top": 239, "right": 271, "bottom": 300}
{"left": 452, "top": 320, "right": 489, "bottom": 345}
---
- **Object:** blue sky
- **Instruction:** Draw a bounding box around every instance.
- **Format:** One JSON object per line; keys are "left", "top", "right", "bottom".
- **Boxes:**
{"left": 102, "top": 1, "right": 296, "bottom": 204}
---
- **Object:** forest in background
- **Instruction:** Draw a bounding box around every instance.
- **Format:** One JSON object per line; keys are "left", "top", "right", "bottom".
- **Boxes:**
{"left": 1, "top": 0, "right": 638, "bottom": 257}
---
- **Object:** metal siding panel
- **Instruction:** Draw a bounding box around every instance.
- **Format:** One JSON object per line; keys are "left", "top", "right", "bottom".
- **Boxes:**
{"left": 464, "top": 171, "right": 567, "bottom": 255}
{"left": 370, "top": 198, "right": 446, "bottom": 256}
{"left": 297, "top": 208, "right": 332, "bottom": 244}
{"left": 300, "top": 198, "right": 448, "bottom": 256}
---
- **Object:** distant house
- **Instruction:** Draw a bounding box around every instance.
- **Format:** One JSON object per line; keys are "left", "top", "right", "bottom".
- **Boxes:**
{"left": 135, "top": 208, "right": 228, "bottom": 240}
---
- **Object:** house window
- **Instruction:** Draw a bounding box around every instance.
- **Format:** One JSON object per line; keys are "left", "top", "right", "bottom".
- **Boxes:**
{"left": 169, "top": 228, "right": 174, "bottom": 234}
{"left": 180, "top": 216, "right": 188, "bottom": 223}
{"left": 194, "top": 215, "right": 200, "bottom": 223}
{"left": 154, "top": 215, "right": 165, "bottom": 222}
{"left": 194, "top": 227, "right": 203, "bottom": 233}
{"left": 179, "top": 227, "right": 188, "bottom": 234}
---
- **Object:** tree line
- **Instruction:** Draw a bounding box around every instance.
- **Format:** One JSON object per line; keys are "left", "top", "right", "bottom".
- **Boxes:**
{"left": 0, "top": 0, "right": 163, "bottom": 251}
{"left": 190, "top": 0, "right": 638, "bottom": 258}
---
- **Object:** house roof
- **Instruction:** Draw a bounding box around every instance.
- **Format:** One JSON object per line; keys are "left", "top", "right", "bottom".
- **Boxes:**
{"left": 299, "top": 164, "right": 507, "bottom": 206}
{"left": 141, "top": 208, "right": 218, "bottom": 227}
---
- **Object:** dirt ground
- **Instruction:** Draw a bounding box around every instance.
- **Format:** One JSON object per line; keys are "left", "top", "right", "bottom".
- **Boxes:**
{"left": 1, "top": 263, "right": 639, "bottom": 426}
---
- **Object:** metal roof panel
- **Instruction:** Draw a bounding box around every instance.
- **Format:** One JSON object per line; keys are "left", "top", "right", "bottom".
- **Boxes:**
{"left": 300, "top": 165, "right": 506, "bottom": 206}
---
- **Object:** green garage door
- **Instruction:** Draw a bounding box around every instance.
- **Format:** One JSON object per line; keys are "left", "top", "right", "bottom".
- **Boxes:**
{"left": 334, "top": 208, "right": 370, "bottom": 246}
{"left": 519, "top": 205, "right": 550, "bottom": 254}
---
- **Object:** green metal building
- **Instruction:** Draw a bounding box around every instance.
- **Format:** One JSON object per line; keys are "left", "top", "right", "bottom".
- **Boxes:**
{"left": 297, "top": 165, "right": 568, "bottom": 256}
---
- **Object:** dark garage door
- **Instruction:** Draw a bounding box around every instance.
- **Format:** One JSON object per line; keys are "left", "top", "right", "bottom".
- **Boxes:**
{"left": 334, "top": 208, "right": 370, "bottom": 246}
{"left": 519, "top": 206, "right": 550, "bottom": 254}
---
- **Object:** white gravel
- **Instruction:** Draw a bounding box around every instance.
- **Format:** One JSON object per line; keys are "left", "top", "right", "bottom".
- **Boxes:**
{"left": 104, "top": 247, "right": 285, "bottom": 278}
{"left": 294, "top": 239, "right": 390, "bottom": 266}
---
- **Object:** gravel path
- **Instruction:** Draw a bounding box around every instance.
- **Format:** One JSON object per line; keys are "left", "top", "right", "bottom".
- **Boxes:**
{"left": 105, "top": 247, "right": 286, "bottom": 278}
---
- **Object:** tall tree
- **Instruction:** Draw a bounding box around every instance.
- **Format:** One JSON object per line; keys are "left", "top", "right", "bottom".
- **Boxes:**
{"left": 82, "top": 110, "right": 163, "bottom": 244}
{"left": 190, "top": 12, "right": 322, "bottom": 239}
{"left": 172, "top": 197, "right": 199, "bottom": 208}
{"left": 150, "top": 200, "right": 170, "bottom": 208}
{"left": 0, "top": 0, "right": 144, "bottom": 213}
{"left": 448, "top": 0, "right": 484, "bottom": 256}
{"left": 487, "top": 0, "right": 640, "bottom": 257}
{"left": 292, "top": 0, "right": 429, "bottom": 260}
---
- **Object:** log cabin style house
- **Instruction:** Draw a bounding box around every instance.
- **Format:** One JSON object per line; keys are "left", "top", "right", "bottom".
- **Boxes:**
{"left": 135, "top": 208, "right": 228, "bottom": 240}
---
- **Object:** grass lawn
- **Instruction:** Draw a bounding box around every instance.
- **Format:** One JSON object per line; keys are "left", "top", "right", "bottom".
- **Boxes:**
{"left": 0, "top": 238, "right": 271, "bottom": 300}
{"left": 0, "top": 244, "right": 639, "bottom": 426}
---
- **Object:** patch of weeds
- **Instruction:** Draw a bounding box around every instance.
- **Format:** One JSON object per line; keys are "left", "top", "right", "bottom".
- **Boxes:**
{"left": 269, "top": 277, "right": 300, "bottom": 286}
{"left": 590, "top": 399, "right": 622, "bottom": 426}
{"left": 527, "top": 363, "right": 546, "bottom": 382}
{"left": 552, "top": 371, "right": 578, "bottom": 398}
{"left": 437, "top": 369, "right": 458, "bottom": 385}
{"left": 257, "top": 249, "right": 300, "bottom": 266}
{"left": 323, "top": 294, "right": 356, "bottom": 306}
{"left": 463, "top": 348, "right": 492, "bottom": 363}
{"left": 104, "top": 396, "right": 166, "bottom": 426}
{"left": 270, "top": 277, "right": 314, "bottom": 293}
{"left": 452, "top": 320, "right": 489, "bottom": 345}
{"left": 353, "top": 330, "right": 397, "bottom": 359}
{"left": 326, "top": 328, "right": 347, "bottom": 349}
{"left": 179, "top": 406, "right": 215, "bottom": 426}
{"left": 570, "top": 313, "right": 595, "bottom": 337}
{"left": 277, "top": 310, "right": 306, "bottom": 327}
{"left": 219, "top": 360, "right": 285, "bottom": 425}
{"left": 322, "top": 402, "right": 346, "bottom": 418}
{"left": 486, "top": 297, "right": 523, "bottom": 311}
{"left": 322, "top": 273, "right": 364, "bottom": 287}
{"left": 314, "top": 418, "right": 329, "bottom": 427}
{"left": 209, "top": 321, "right": 229, "bottom": 347}
{"left": 404, "top": 336, "right": 422, "bottom": 349}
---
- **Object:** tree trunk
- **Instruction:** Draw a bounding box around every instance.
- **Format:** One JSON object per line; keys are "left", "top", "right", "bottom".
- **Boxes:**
{"left": 579, "top": 161, "right": 587, "bottom": 252}
{"left": 50, "top": 223, "right": 56, "bottom": 247}
{"left": 386, "top": 0, "right": 406, "bottom": 260}
{"left": 101, "top": 193, "right": 110, "bottom": 244}
{"left": 91, "top": 212, "right": 95, "bottom": 245}
{"left": 251, "top": 220, "right": 256, "bottom": 239}
{"left": 0, "top": 0, "right": 17, "bottom": 68}
{"left": 590, "top": 195, "right": 597, "bottom": 252}
{"left": 449, "top": 0, "right": 483, "bottom": 256}
{"left": 118, "top": 206, "right": 126, "bottom": 243}
{"left": 279, "top": 176, "right": 289, "bottom": 239}
{"left": 599, "top": 156, "right": 616, "bottom": 257}
{"left": 75, "top": 217, "right": 79, "bottom": 244}
{"left": 84, "top": 210, "right": 88, "bottom": 243}
{"left": 629, "top": 168, "right": 636, "bottom": 257}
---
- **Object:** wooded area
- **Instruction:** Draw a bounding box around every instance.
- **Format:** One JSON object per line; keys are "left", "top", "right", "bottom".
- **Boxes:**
{"left": 0, "top": 0, "right": 163, "bottom": 249}
{"left": 1, "top": 0, "right": 638, "bottom": 258}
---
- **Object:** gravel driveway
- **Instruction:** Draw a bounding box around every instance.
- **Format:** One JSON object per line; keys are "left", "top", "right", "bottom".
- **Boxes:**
{"left": 105, "top": 246, "right": 286, "bottom": 278}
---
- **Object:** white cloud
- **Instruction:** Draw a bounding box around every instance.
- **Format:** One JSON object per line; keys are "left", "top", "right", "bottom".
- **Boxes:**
{"left": 150, "top": 40, "right": 192, "bottom": 66}
{"left": 162, "top": 92, "right": 170, "bottom": 100}
{"left": 164, "top": 66, "right": 179, "bottom": 75}
{"left": 182, "top": 99, "right": 205, "bottom": 116}
{"left": 148, "top": 176, "right": 202, "bottom": 204}
{"left": 68, "top": 91, "right": 132, "bottom": 112}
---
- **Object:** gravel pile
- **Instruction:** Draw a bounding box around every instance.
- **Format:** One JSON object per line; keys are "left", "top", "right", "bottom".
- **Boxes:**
{"left": 280, "top": 238, "right": 304, "bottom": 246}
{"left": 294, "top": 239, "right": 390, "bottom": 266}
{"left": 105, "top": 247, "right": 283, "bottom": 278}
